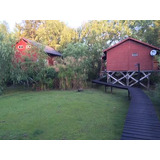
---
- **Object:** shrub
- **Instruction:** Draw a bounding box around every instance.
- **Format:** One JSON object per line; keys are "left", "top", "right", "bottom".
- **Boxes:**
{"left": 54, "top": 42, "right": 102, "bottom": 90}
{"left": 148, "top": 82, "right": 160, "bottom": 107}
{"left": 0, "top": 23, "right": 15, "bottom": 94}
{"left": 55, "top": 56, "right": 88, "bottom": 90}
{"left": 150, "top": 72, "right": 160, "bottom": 86}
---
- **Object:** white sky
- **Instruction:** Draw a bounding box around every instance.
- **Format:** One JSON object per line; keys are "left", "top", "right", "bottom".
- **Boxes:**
{"left": 5, "top": 19, "right": 88, "bottom": 32}
{"left": 1, "top": 0, "right": 160, "bottom": 33}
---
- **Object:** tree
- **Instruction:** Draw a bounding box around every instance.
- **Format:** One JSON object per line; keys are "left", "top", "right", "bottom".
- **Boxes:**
{"left": 127, "top": 20, "right": 160, "bottom": 47}
{"left": 15, "top": 20, "right": 78, "bottom": 51}
{"left": 55, "top": 42, "right": 89, "bottom": 89}
{"left": 0, "top": 22, "right": 15, "bottom": 94}
{"left": 36, "top": 20, "right": 78, "bottom": 51}
{"left": 15, "top": 20, "right": 42, "bottom": 40}
{"left": 143, "top": 20, "right": 160, "bottom": 47}
{"left": 128, "top": 20, "right": 153, "bottom": 41}
{"left": 79, "top": 20, "right": 132, "bottom": 47}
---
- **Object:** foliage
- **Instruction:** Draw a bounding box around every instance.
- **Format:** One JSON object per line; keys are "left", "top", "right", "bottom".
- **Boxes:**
{"left": 79, "top": 20, "right": 132, "bottom": 47}
{"left": 36, "top": 20, "right": 78, "bottom": 51}
{"left": 0, "top": 22, "right": 15, "bottom": 94}
{"left": 15, "top": 20, "right": 42, "bottom": 40}
{"left": 55, "top": 43, "right": 89, "bottom": 89}
{"left": 148, "top": 82, "right": 160, "bottom": 117}
{"left": 128, "top": 20, "right": 160, "bottom": 47}
{"left": 54, "top": 41, "right": 104, "bottom": 89}
{"left": 15, "top": 20, "right": 78, "bottom": 51}
{"left": 150, "top": 72, "right": 160, "bottom": 86}
{"left": 149, "top": 55, "right": 160, "bottom": 86}
{"left": 14, "top": 20, "right": 160, "bottom": 50}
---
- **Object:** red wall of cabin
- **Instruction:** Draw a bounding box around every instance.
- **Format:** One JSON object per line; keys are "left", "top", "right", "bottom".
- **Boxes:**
{"left": 48, "top": 56, "right": 55, "bottom": 66}
{"left": 15, "top": 39, "right": 55, "bottom": 66}
{"left": 107, "top": 41, "right": 130, "bottom": 71}
{"left": 106, "top": 40, "right": 158, "bottom": 71}
{"left": 15, "top": 39, "right": 37, "bottom": 62}
{"left": 15, "top": 39, "right": 28, "bottom": 61}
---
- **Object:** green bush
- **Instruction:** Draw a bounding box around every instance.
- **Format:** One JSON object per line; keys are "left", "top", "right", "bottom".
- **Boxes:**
{"left": 11, "top": 55, "right": 58, "bottom": 90}
{"left": 46, "top": 67, "right": 58, "bottom": 79}
{"left": 38, "top": 67, "right": 58, "bottom": 89}
{"left": 0, "top": 23, "right": 15, "bottom": 94}
{"left": 55, "top": 42, "right": 102, "bottom": 90}
{"left": 150, "top": 72, "right": 160, "bottom": 86}
{"left": 151, "top": 83, "right": 160, "bottom": 105}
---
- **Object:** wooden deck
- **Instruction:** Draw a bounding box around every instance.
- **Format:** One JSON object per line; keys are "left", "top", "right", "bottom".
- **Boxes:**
{"left": 92, "top": 79, "right": 160, "bottom": 140}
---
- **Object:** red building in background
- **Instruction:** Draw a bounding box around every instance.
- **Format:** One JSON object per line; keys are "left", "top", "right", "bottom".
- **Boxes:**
{"left": 15, "top": 38, "right": 62, "bottom": 65}
{"left": 101, "top": 37, "right": 160, "bottom": 88}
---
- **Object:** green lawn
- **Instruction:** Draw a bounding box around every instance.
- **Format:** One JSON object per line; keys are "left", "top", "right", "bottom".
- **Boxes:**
{"left": 0, "top": 87, "right": 129, "bottom": 140}
{"left": 145, "top": 90, "right": 160, "bottom": 120}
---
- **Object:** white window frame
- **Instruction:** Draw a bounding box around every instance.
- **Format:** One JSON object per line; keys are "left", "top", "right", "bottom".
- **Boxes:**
{"left": 18, "top": 45, "right": 23, "bottom": 49}
{"left": 26, "top": 45, "right": 31, "bottom": 49}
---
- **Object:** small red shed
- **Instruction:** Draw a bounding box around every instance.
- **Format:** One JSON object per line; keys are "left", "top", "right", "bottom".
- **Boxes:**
{"left": 102, "top": 37, "right": 160, "bottom": 72}
{"left": 15, "top": 38, "right": 62, "bottom": 65}
{"left": 101, "top": 37, "right": 160, "bottom": 88}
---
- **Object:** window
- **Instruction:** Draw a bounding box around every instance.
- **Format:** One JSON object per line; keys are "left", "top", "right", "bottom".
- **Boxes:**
{"left": 18, "top": 45, "right": 23, "bottom": 49}
{"left": 132, "top": 53, "right": 138, "bottom": 57}
{"left": 26, "top": 45, "right": 31, "bottom": 49}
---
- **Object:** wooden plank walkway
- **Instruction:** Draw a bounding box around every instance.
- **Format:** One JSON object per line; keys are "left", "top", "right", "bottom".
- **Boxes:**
{"left": 92, "top": 79, "right": 160, "bottom": 140}
{"left": 92, "top": 80, "right": 128, "bottom": 90}
{"left": 122, "top": 87, "right": 160, "bottom": 140}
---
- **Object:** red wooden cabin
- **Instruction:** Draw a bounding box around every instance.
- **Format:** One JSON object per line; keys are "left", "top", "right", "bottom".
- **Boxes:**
{"left": 101, "top": 37, "right": 160, "bottom": 88}
{"left": 102, "top": 37, "right": 160, "bottom": 72}
{"left": 15, "top": 38, "right": 62, "bottom": 65}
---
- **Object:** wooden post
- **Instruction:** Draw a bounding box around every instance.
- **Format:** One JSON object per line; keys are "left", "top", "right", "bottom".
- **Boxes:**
{"left": 126, "top": 72, "right": 129, "bottom": 86}
{"left": 147, "top": 73, "right": 150, "bottom": 90}
{"left": 107, "top": 72, "right": 109, "bottom": 83}
{"left": 137, "top": 63, "right": 141, "bottom": 87}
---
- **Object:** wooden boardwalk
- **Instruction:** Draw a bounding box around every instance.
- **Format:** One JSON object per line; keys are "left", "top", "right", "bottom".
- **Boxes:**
{"left": 92, "top": 79, "right": 160, "bottom": 140}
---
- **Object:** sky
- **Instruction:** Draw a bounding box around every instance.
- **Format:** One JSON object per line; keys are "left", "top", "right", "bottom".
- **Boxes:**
{"left": 2, "top": 0, "right": 160, "bottom": 33}
{"left": 5, "top": 19, "right": 87, "bottom": 32}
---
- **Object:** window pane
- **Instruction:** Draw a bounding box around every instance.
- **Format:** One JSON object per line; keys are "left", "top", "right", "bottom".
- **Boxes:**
{"left": 18, "top": 45, "right": 23, "bottom": 49}
{"left": 132, "top": 53, "right": 138, "bottom": 56}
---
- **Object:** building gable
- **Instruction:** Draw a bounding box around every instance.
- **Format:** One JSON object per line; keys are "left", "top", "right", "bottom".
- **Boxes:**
{"left": 103, "top": 37, "right": 160, "bottom": 53}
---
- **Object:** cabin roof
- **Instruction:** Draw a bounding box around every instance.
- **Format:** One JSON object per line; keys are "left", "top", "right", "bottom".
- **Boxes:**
{"left": 21, "top": 38, "right": 62, "bottom": 56}
{"left": 103, "top": 37, "right": 160, "bottom": 53}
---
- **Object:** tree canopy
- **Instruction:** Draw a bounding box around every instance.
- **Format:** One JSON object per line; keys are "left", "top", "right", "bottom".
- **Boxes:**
{"left": 15, "top": 20, "right": 78, "bottom": 51}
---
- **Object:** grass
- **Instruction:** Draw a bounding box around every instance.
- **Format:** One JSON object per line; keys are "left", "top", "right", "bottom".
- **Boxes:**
{"left": 145, "top": 90, "right": 160, "bottom": 120}
{"left": 0, "top": 87, "right": 129, "bottom": 140}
